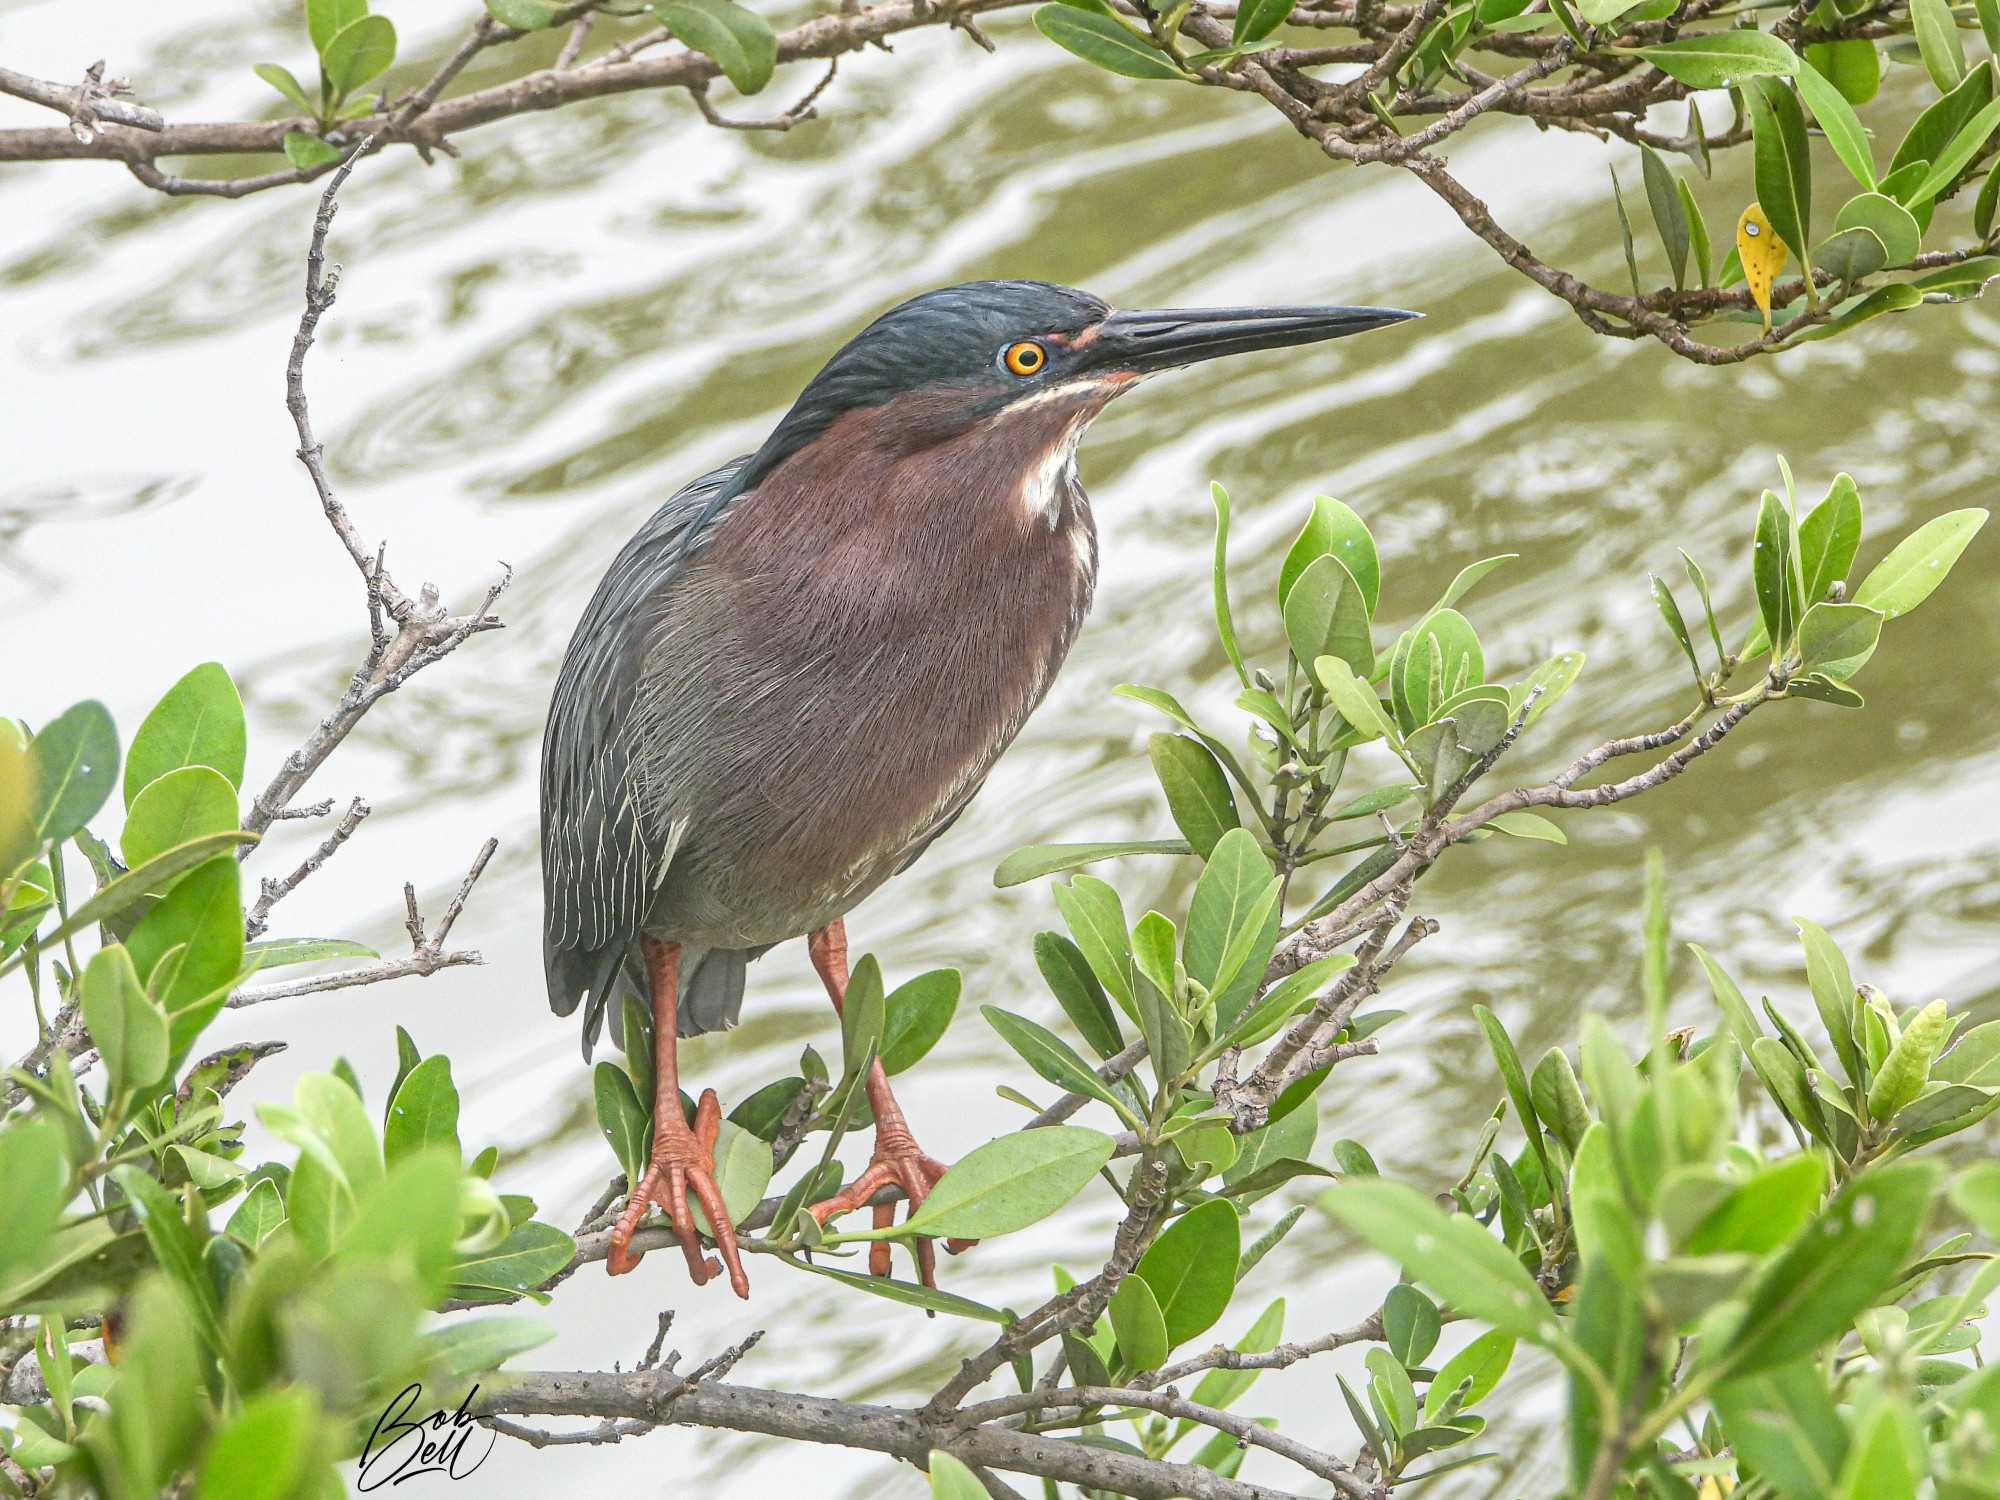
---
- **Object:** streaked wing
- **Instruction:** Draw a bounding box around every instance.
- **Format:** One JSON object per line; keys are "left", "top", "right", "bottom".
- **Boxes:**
{"left": 540, "top": 457, "right": 748, "bottom": 1035}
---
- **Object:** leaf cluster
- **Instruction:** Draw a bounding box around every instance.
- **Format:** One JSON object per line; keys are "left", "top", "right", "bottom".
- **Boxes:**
{"left": 1, "top": 668, "right": 573, "bottom": 1500}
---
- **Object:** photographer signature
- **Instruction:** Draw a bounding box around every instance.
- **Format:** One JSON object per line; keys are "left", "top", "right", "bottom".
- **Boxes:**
{"left": 357, "top": 1384, "right": 495, "bottom": 1489}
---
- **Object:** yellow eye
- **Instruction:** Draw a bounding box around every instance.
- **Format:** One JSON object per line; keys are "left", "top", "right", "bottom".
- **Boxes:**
{"left": 1004, "top": 341, "right": 1047, "bottom": 376}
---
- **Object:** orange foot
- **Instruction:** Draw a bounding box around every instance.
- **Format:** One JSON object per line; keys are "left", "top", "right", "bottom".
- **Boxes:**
{"left": 605, "top": 1087, "right": 750, "bottom": 1297}
{"left": 808, "top": 1124, "right": 972, "bottom": 1283}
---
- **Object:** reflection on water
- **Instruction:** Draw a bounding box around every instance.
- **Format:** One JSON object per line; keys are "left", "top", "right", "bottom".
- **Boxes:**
{"left": 3, "top": 1, "right": 1997, "bottom": 1493}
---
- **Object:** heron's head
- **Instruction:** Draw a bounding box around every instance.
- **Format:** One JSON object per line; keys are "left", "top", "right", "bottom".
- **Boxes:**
{"left": 734, "top": 280, "right": 1418, "bottom": 491}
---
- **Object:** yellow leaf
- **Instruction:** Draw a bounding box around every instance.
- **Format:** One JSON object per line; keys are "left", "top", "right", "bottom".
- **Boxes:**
{"left": 1737, "top": 202, "right": 1790, "bottom": 331}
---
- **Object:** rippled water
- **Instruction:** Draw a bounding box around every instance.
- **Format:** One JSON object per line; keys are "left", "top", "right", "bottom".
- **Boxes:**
{"left": 5, "top": 1, "right": 1998, "bottom": 1493}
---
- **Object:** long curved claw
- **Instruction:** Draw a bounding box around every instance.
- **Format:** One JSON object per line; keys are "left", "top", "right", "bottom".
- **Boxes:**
{"left": 605, "top": 1088, "right": 750, "bottom": 1298}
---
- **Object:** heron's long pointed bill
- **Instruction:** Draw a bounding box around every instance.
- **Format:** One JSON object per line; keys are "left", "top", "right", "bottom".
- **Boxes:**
{"left": 1082, "top": 304, "right": 1419, "bottom": 375}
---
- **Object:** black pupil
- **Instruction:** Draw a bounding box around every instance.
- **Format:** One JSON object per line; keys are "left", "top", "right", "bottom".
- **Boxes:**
{"left": 1018, "top": 345, "right": 1039, "bottom": 368}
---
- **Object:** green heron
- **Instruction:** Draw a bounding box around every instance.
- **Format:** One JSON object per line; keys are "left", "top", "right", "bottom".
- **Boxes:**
{"left": 541, "top": 280, "right": 1415, "bottom": 1296}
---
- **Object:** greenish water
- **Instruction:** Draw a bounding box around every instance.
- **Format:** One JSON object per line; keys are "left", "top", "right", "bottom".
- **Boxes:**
{"left": 3, "top": 2, "right": 1997, "bottom": 1493}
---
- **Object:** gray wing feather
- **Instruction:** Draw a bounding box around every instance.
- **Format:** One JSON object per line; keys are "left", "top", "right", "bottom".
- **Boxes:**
{"left": 540, "top": 458, "right": 750, "bottom": 1050}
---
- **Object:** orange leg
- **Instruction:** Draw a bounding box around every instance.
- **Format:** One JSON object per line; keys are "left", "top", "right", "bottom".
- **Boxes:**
{"left": 804, "top": 918, "right": 969, "bottom": 1283}
{"left": 605, "top": 936, "right": 750, "bottom": 1297}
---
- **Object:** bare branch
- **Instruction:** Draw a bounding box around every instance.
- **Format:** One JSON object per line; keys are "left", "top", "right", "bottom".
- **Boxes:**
{"left": 229, "top": 837, "right": 497, "bottom": 1009}
{"left": 245, "top": 797, "right": 370, "bottom": 940}
{"left": 689, "top": 60, "right": 837, "bottom": 131}
{"left": 475, "top": 1368, "right": 1317, "bottom": 1500}
{"left": 0, "top": 62, "right": 164, "bottom": 136}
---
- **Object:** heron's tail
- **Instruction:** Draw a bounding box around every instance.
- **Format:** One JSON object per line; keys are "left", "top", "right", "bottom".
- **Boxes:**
{"left": 677, "top": 947, "right": 751, "bottom": 1037}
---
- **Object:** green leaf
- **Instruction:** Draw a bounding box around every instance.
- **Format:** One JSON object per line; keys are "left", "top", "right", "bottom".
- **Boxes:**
{"left": 1434, "top": 555, "right": 1517, "bottom": 612}
{"left": 1806, "top": 37, "right": 1879, "bottom": 105}
{"left": 881, "top": 969, "right": 959, "bottom": 1076}
{"left": 82, "top": 945, "right": 170, "bottom": 1099}
{"left": 1320, "top": 1178, "right": 1559, "bottom": 1343}
{"left": 1149, "top": 734, "right": 1239, "bottom": 859}
{"left": 1385, "top": 1283, "right": 1442, "bottom": 1366}
{"left": 1530, "top": 1047, "right": 1592, "bottom": 1152}
{"left": 319, "top": 13, "right": 396, "bottom": 98}
{"left": 1911, "top": 95, "right": 2000, "bottom": 204}
{"left": 1651, "top": 575, "right": 1700, "bottom": 677}
{"left": 1687, "top": 1153, "right": 1827, "bottom": 1254}
{"left": 1327, "top": 782, "right": 1416, "bottom": 821}
{"left": 1283, "top": 554, "right": 1374, "bottom": 675}
{"left": 446, "top": 1220, "right": 576, "bottom": 1301}
{"left": 1609, "top": 163, "right": 1641, "bottom": 299}
{"left": 1136, "top": 1199, "right": 1240, "bottom": 1346}
{"left": 255, "top": 61, "right": 317, "bottom": 114}
{"left": 1799, "top": 473, "right": 1863, "bottom": 603}
{"left": 1796, "top": 602, "right": 1882, "bottom": 680}
{"left": 594, "top": 1061, "right": 650, "bottom": 1187}
{"left": 30, "top": 701, "right": 119, "bottom": 845}
{"left": 1640, "top": 146, "right": 1690, "bottom": 288}
{"left": 125, "top": 663, "right": 245, "bottom": 806}
{"left": 1890, "top": 61, "right": 1994, "bottom": 179}
{"left": 1053, "top": 876, "right": 1133, "bottom": 1014}
{"left": 1634, "top": 30, "right": 1800, "bottom": 89}
{"left": 1487, "top": 811, "right": 1565, "bottom": 844}
{"left": 384, "top": 1055, "right": 461, "bottom": 1166}
{"left": 1034, "top": 931, "right": 1124, "bottom": 1059}
{"left": 994, "top": 839, "right": 1191, "bottom": 887}
{"left": 1868, "top": 998, "right": 1949, "bottom": 1120}
{"left": 791, "top": 1258, "right": 1010, "bottom": 1322}
{"left": 0, "top": 1122, "right": 69, "bottom": 1289}
{"left": 1680, "top": 179, "right": 1714, "bottom": 288}
{"left": 1109, "top": 1272, "right": 1171, "bottom": 1370}
{"left": 890, "top": 1126, "right": 1113, "bottom": 1240}
{"left": 1033, "top": 3, "right": 1185, "bottom": 76}
{"left": 1795, "top": 60, "right": 1876, "bottom": 189}
{"left": 1815, "top": 227, "right": 1885, "bottom": 292}
{"left": 841, "top": 954, "right": 887, "bottom": 1083}
{"left": 1475, "top": 1004, "right": 1549, "bottom": 1182}
{"left": 928, "top": 1451, "right": 994, "bottom": 1500}
{"left": 422, "top": 1316, "right": 556, "bottom": 1381}
{"left": 1934, "top": 1021, "right": 2000, "bottom": 1086}
{"left": 1423, "top": 1329, "right": 1514, "bottom": 1420}
{"left": 1220, "top": 951, "right": 1354, "bottom": 1052}
{"left": 1792, "top": 281, "right": 1922, "bottom": 342}
{"left": 225, "top": 1177, "right": 287, "bottom": 1250}
{"left": 485, "top": 0, "right": 567, "bottom": 28}
{"left": 1233, "top": 0, "right": 1293, "bottom": 43}
{"left": 1746, "top": 77, "right": 1813, "bottom": 280}
{"left": 1395, "top": 609, "right": 1483, "bottom": 732}
{"left": 241, "top": 936, "right": 378, "bottom": 971}
{"left": 1911, "top": 255, "right": 2000, "bottom": 296}
{"left": 307, "top": 0, "right": 368, "bottom": 54}
{"left": 982, "top": 1005, "right": 1134, "bottom": 1122}
{"left": 1712, "top": 1361, "right": 1848, "bottom": 1500}
{"left": 1315, "top": 655, "right": 1400, "bottom": 745}
{"left": 283, "top": 131, "right": 343, "bottom": 170}
{"left": 122, "top": 766, "right": 239, "bottom": 870}
{"left": 1281, "top": 494, "right": 1380, "bottom": 613}
{"left": 690, "top": 1121, "right": 771, "bottom": 1234}
{"left": 195, "top": 1387, "right": 319, "bottom": 1500}
{"left": 1753, "top": 488, "right": 1799, "bottom": 654}
{"left": 1911, "top": 0, "right": 1967, "bottom": 91}
{"left": 1851, "top": 508, "right": 1988, "bottom": 619}
{"left": 1508, "top": 650, "right": 1584, "bottom": 728}
{"left": 1835, "top": 1395, "right": 1922, "bottom": 1500}
{"left": 128, "top": 856, "right": 242, "bottom": 1011}
{"left": 1720, "top": 1161, "right": 1939, "bottom": 1375}
{"left": 1184, "top": 829, "right": 1279, "bottom": 1021}
{"left": 654, "top": 0, "right": 778, "bottom": 93}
